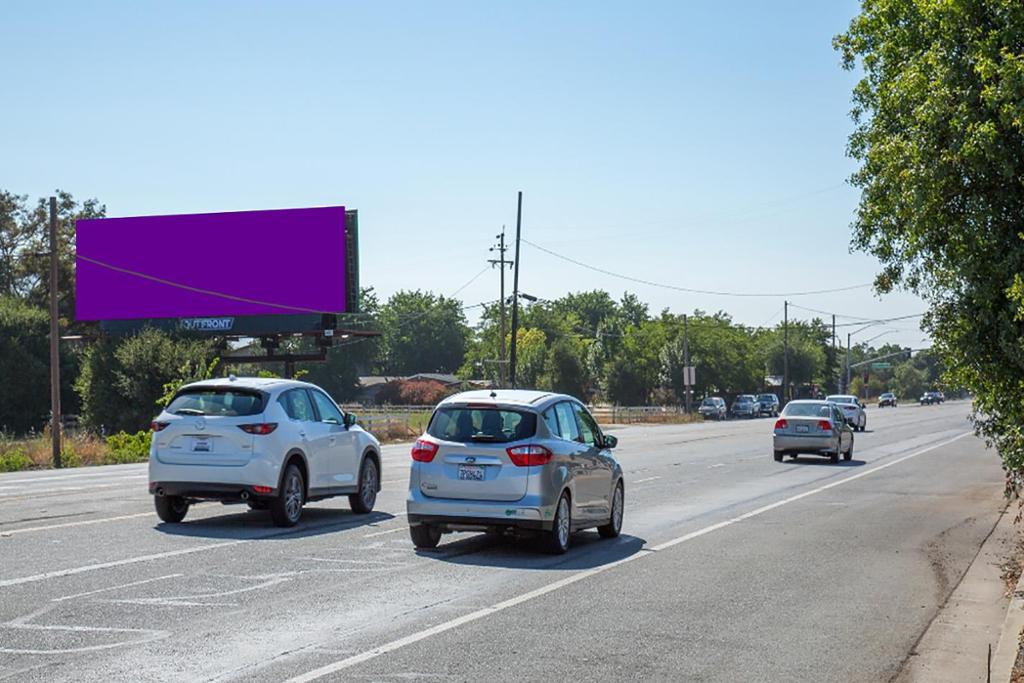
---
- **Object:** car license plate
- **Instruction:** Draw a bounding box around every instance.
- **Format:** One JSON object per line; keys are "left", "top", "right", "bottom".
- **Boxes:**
{"left": 796, "top": 425, "right": 809, "bottom": 433}
{"left": 458, "top": 465, "right": 485, "bottom": 481}
{"left": 192, "top": 436, "right": 211, "bottom": 452}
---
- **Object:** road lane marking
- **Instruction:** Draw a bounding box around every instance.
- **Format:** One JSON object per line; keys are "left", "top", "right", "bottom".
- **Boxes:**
{"left": 0, "top": 471, "right": 145, "bottom": 485}
{"left": 285, "top": 430, "right": 974, "bottom": 682}
{"left": 632, "top": 476, "right": 661, "bottom": 484}
{"left": 0, "top": 541, "right": 247, "bottom": 589}
{"left": 51, "top": 574, "right": 183, "bottom": 602}
{"left": 363, "top": 527, "right": 405, "bottom": 538}
{"left": 1, "top": 513, "right": 153, "bottom": 536}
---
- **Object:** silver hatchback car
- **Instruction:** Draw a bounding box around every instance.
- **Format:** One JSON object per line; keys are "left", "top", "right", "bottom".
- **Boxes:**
{"left": 406, "top": 390, "right": 625, "bottom": 554}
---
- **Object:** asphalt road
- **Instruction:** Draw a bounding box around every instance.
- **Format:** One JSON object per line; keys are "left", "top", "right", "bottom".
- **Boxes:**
{"left": 0, "top": 401, "right": 1005, "bottom": 682}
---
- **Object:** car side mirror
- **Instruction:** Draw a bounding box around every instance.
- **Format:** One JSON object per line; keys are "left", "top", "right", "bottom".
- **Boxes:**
{"left": 602, "top": 434, "right": 618, "bottom": 449}
{"left": 344, "top": 413, "right": 357, "bottom": 428}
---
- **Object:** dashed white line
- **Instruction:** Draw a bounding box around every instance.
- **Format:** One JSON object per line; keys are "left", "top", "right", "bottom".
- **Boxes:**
{"left": 1, "top": 512, "right": 153, "bottom": 536}
{"left": 632, "top": 476, "right": 661, "bottom": 484}
{"left": 284, "top": 430, "right": 973, "bottom": 683}
{"left": 51, "top": 574, "right": 183, "bottom": 602}
{"left": 363, "top": 527, "right": 406, "bottom": 538}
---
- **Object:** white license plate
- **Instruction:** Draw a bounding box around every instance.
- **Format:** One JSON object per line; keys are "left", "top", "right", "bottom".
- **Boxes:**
{"left": 458, "top": 465, "right": 485, "bottom": 481}
{"left": 796, "top": 425, "right": 809, "bottom": 433}
{"left": 192, "top": 437, "right": 211, "bottom": 452}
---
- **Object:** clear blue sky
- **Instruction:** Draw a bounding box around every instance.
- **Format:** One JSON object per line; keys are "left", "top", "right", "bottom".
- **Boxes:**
{"left": 0, "top": 1, "right": 927, "bottom": 349}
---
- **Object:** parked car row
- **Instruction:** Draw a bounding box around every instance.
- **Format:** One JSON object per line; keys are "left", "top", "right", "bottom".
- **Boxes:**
{"left": 698, "top": 393, "right": 781, "bottom": 421}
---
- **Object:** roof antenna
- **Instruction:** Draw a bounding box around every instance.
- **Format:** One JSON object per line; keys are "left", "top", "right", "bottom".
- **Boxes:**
{"left": 490, "top": 389, "right": 497, "bottom": 398}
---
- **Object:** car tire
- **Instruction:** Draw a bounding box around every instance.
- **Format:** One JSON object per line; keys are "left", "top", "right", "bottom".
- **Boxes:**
{"left": 829, "top": 450, "right": 840, "bottom": 464}
{"left": 270, "top": 463, "right": 305, "bottom": 528}
{"left": 598, "top": 482, "right": 624, "bottom": 539}
{"left": 409, "top": 524, "right": 443, "bottom": 549}
{"left": 773, "top": 450, "right": 784, "bottom": 462}
{"left": 541, "top": 492, "right": 572, "bottom": 555}
{"left": 844, "top": 440, "right": 854, "bottom": 461}
{"left": 154, "top": 495, "right": 189, "bottom": 523}
{"left": 349, "top": 457, "right": 379, "bottom": 514}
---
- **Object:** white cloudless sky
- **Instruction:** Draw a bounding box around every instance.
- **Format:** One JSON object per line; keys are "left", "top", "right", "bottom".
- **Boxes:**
{"left": 0, "top": 0, "right": 928, "bottom": 349}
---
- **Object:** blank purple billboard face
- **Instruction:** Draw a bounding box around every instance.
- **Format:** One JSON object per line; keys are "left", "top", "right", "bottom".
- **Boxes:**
{"left": 76, "top": 206, "right": 346, "bottom": 320}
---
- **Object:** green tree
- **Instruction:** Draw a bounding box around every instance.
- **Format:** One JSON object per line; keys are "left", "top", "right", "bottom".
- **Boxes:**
{"left": 300, "top": 288, "right": 382, "bottom": 401}
{"left": 835, "top": 1, "right": 1024, "bottom": 480}
{"left": 542, "top": 337, "right": 588, "bottom": 398}
{"left": 892, "top": 364, "right": 927, "bottom": 400}
{"left": 76, "top": 329, "right": 215, "bottom": 433}
{"left": 378, "top": 290, "right": 469, "bottom": 375}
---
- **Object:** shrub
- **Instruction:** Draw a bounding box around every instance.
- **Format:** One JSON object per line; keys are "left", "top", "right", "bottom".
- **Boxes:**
{"left": 375, "top": 379, "right": 458, "bottom": 406}
{"left": 0, "top": 448, "right": 32, "bottom": 472}
{"left": 104, "top": 430, "right": 152, "bottom": 464}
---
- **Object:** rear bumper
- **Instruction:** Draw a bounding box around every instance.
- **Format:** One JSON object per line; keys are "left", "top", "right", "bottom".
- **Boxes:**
{"left": 149, "top": 481, "right": 277, "bottom": 501}
{"left": 773, "top": 434, "right": 837, "bottom": 453}
{"left": 406, "top": 488, "right": 554, "bottom": 531}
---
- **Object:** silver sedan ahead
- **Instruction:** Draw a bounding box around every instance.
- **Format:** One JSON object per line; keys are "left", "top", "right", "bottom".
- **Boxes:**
{"left": 406, "top": 390, "right": 625, "bottom": 555}
{"left": 772, "top": 400, "right": 855, "bottom": 464}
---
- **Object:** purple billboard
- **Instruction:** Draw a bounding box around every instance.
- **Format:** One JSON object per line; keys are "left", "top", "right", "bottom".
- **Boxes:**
{"left": 76, "top": 206, "right": 348, "bottom": 321}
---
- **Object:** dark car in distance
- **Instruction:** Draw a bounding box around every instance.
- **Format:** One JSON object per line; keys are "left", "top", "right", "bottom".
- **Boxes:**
{"left": 920, "top": 391, "right": 942, "bottom": 405}
{"left": 756, "top": 393, "right": 780, "bottom": 417}
{"left": 731, "top": 395, "right": 759, "bottom": 419}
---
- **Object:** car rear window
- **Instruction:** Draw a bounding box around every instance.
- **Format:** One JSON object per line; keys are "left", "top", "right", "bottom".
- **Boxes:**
{"left": 782, "top": 403, "right": 831, "bottom": 418}
{"left": 166, "top": 388, "right": 265, "bottom": 417}
{"left": 826, "top": 395, "right": 855, "bottom": 404}
{"left": 427, "top": 406, "right": 537, "bottom": 443}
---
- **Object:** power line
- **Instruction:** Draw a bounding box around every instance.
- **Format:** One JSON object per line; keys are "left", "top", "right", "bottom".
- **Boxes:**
{"left": 521, "top": 238, "right": 874, "bottom": 297}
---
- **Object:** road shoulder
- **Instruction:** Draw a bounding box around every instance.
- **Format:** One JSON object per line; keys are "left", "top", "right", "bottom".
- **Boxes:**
{"left": 896, "top": 503, "right": 1014, "bottom": 682}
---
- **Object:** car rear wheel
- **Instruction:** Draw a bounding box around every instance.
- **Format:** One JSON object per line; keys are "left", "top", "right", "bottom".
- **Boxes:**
{"left": 541, "top": 492, "right": 572, "bottom": 555}
{"left": 409, "top": 524, "right": 442, "bottom": 549}
{"left": 270, "top": 463, "right": 304, "bottom": 527}
{"left": 349, "top": 457, "right": 378, "bottom": 514}
{"left": 155, "top": 495, "right": 189, "bottom": 523}
{"left": 829, "top": 450, "right": 840, "bottom": 464}
{"left": 844, "top": 440, "right": 854, "bottom": 461}
{"left": 598, "top": 482, "right": 624, "bottom": 539}
{"left": 773, "top": 450, "right": 784, "bottom": 462}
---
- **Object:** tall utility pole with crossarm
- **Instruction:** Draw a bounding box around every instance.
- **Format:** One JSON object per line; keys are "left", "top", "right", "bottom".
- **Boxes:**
{"left": 488, "top": 226, "right": 513, "bottom": 387}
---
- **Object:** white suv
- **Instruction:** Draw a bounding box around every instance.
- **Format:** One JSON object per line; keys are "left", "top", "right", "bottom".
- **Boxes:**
{"left": 148, "top": 377, "right": 381, "bottom": 527}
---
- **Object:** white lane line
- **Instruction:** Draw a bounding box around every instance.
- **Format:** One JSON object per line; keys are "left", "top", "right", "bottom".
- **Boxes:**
{"left": 285, "top": 430, "right": 974, "bottom": 683}
{"left": 1, "top": 512, "right": 153, "bottom": 536}
{"left": 0, "top": 471, "right": 145, "bottom": 485}
{"left": 382, "top": 479, "right": 408, "bottom": 486}
{"left": 0, "top": 540, "right": 247, "bottom": 589}
{"left": 0, "top": 482, "right": 142, "bottom": 498}
{"left": 363, "top": 527, "right": 405, "bottom": 538}
{"left": 632, "top": 476, "right": 661, "bottom": 484}
{"left": 51, "top": 574, "right": 183, "bottom": 602}
{"left": 708, "top": 463, "right": 726, "bottom": 469}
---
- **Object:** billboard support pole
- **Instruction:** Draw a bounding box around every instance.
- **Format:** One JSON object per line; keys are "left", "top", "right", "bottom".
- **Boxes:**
{"left": 48, "top": 196, "right": 62, "bottom": 469}
{"left": 508, "top": 192, "right": 523, "bottom": 388}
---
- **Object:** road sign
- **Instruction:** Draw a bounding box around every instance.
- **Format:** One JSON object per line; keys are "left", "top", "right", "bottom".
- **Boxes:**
{"left": 684, "top": 366, "right": 696, "bottom": 386}
{"left": 871, "top": 362, "right": 892, "bottom": 370}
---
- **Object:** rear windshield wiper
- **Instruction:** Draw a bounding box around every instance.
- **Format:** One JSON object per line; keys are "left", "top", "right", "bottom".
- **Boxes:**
{"left": 469, "top": 434, "right": 502, "bottom": 442}
{"left": 174, "top": 408, "right": 205, "bottom": 415}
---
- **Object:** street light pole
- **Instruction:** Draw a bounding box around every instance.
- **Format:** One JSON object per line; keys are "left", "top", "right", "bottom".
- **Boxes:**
{"left": 508, "top": 191, "right": 523, "bottom": 388}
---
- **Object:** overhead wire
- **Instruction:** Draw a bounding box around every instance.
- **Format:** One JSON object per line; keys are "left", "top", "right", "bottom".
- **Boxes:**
{"left": 521, "top": 238, "right": 874, "bottom": 298}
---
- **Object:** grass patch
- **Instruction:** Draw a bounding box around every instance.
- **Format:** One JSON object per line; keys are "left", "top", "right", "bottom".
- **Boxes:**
{"left": 0, "top": 428, "right": 151, "bottom": 472}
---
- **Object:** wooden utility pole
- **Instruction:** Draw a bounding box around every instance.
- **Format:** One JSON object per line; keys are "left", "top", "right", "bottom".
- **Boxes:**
{"left": 488, "top": 226, "right": 513, "bottom": 388}
{"left": 508, "top": 192, "right": 523, "bottom": 388}
{"left": 782, "top": 300, "right": 789, "bottom": 403}
{"left": 48, "top": 197, "right": 62, "bottom": 468}
{"left": 682, "top": 314, "right": 692, "bottom": 414}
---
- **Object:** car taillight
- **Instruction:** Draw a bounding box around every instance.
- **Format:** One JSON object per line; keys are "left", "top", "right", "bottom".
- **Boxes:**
{"left": 411, "top": 439, "right": 439, "bottom": 462}
{"left": 774, "top": 419, "right": 788, "bottom": 430}
{"left": 150, "top": 421, "right": 169, "bottom": 432}
{"left": 252, "top": 485, "right": 272, "bottom": 494}
{"left": 239, "top": 423, "right": 278, "bottom": 435}
{"left": 818, "top": 420, "right": 833, "bottom": 431}
{"left": 506, "top": 444, "right": 553, "bottom": 467}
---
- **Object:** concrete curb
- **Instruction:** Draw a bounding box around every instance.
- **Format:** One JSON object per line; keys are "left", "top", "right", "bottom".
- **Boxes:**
{"left": 993, "top": 537, "right": 1024, "bottom": 682}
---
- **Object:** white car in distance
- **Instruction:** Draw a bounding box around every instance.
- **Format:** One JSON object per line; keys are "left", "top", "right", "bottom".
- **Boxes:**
{"left": 825, "top": 394, "right": 867, "bottom": 432}
{"left": 148, "top": 377, "right": 382, "bottom": 527}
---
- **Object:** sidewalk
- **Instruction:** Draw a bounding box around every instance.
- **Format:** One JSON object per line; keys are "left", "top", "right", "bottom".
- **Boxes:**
{"left": 896, "top": 504, "right": 1017, "bottom": 682}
